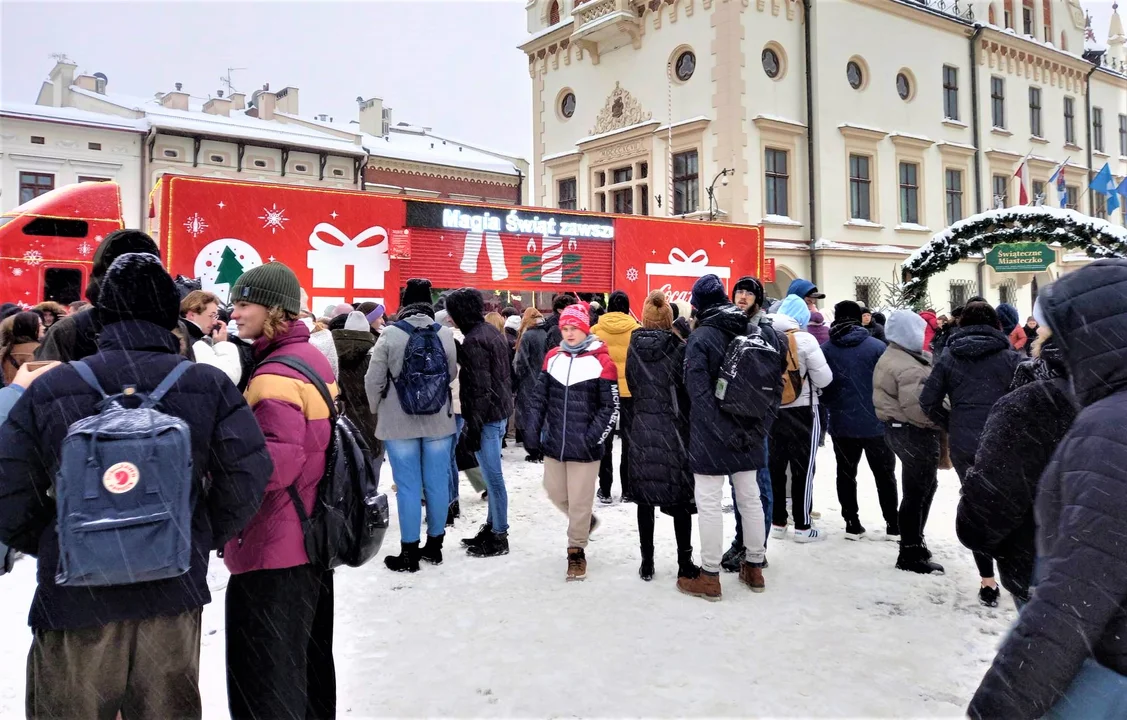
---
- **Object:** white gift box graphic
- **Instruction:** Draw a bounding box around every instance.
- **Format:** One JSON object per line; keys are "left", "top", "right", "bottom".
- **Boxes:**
{"left": 307, "top": 222, "right": 390, "bottom": 290}
{"left": 646, "top": 248, "right": 731, "bottom": 300}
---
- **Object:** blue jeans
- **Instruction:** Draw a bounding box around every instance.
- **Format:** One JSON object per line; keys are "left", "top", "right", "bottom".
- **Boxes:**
{"left": 475, "top": 419, "right": 509, "bottom": 534}
{"left": 449, "top": 415, "right": 465, "bottom": 507}
{"left": 1044, "top": 659, "right": 1127, "bottom": 719}
{"left": 733, "top": 439, "right": 773, "bottom": 549}
{"left": 386, "top": 434, "right": 454, "bottom": 543}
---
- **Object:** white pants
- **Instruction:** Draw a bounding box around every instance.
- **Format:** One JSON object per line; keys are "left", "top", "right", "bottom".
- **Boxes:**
{"left": 695, "top": 471, "right": 766, "bottom": 573}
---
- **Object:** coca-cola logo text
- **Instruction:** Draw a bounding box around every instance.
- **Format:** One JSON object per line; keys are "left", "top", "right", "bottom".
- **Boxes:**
{"left": 659, "top": 284, "right": 692, "bottom": 304}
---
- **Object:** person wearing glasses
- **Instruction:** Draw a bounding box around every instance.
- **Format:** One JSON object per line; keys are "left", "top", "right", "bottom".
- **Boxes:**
{"left": 182, "top": 290, "right": 243, "bottom": 385}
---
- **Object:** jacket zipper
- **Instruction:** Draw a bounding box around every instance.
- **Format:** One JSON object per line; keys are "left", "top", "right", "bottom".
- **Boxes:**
{"left": 559, "top": 354, "right": 572, "bottom": 461}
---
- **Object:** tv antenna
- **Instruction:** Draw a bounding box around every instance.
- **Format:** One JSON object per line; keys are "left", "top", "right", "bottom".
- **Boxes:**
{"left": 220, "top": 67, "right": 246, "bottom": 95}
{"left": 49, "top": 52, "right": 72, "bottom": 64}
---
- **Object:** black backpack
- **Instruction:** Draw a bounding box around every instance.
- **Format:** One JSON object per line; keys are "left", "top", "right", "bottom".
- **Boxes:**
{"left": 263, "top": 356, "right": 390, "bottom": 569}
{"left": 714, "top": 327, "right": 784, "bottom": 420}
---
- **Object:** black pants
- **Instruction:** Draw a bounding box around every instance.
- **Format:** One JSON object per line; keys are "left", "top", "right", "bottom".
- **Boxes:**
{"left": 637, "top": 504, "right": 692, "bottom": 557}
{"left": 884, "top": 423, "right": 940, "bottom": 548}
{"left": 952, "top": 453, "right": 997, "bottom": 580}
{"left": 227, "top": 565, "right": 336, "bottom": 720}
{"left": 833, "top": 435, "right": 899, "bottom": 529}
{"left": 599, "top": 397, "right": 633, "bottom": 498}
{"left": 770, "top": 406, "right": 819, "bottom": 531}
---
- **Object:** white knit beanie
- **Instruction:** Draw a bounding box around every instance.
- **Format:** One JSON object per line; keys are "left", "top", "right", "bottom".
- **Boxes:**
{"left": 344, "top": 310, "right": 369, "bottom": 332}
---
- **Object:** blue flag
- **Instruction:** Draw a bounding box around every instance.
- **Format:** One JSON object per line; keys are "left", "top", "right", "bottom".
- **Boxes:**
{"left": 1091, "top": 163, "right": 1119, "bottom": 216}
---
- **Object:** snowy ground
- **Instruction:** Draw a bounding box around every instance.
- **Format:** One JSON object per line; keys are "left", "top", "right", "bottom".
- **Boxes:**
{"left": 0, "top": 439, "right": 1017, "bottom": 718}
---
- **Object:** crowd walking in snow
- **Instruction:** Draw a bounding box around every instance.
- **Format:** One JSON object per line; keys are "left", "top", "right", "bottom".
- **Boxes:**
{"left": 1, "top": 227, "right": 1127, "bottom": 717}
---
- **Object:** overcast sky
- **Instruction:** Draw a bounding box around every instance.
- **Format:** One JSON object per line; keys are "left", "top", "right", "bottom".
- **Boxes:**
{"left": 0, "top": 0, "right": 1119, "bottom": 164}
{"left": 0, "top": 1, "right": 534, "bottom": 157}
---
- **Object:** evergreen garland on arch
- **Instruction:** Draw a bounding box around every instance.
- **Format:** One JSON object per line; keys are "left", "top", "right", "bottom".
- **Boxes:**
{"left": 901, "top": 206, "right": 1127, "bottom": 305}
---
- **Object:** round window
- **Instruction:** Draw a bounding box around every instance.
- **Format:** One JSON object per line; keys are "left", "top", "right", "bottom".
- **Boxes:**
{"left": 560, "top": 92, "right": 576, "bottom": 119}
{"left": 762, "top": 48, "right": 781, "bottom": 79}
{"left": 847, "top": 60, "right": 864, "bottom": 90}
{"left": 675, "top": 51, "right": 696, "bottom": 82}
{"left": 896, "top": 72, "right": 911, "bottom": 100}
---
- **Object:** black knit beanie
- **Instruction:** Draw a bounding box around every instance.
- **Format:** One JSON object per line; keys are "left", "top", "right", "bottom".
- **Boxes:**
{"left": 95, "top": 253, "right": 180, "bottom": 331}
{"left": 608, "top": 290, "right": 630, "bottom": 314}
{"left": 401, "top": 278, "right": 433, "bottom": 307}
{"left": 833, "top": 300, "right": 864, "bottom": 325}
{"left": 86, "top": 229, "right": 160, "bottom": 304}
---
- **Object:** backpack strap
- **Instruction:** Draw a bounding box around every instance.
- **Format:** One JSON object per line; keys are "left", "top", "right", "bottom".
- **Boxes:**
{"left": 259, "top": 355, "right": 338, "bottom": 425}
{"left": 142, "top": 361, "right": 194, "bottom": 409}
{"left": 71, "top": 361, "right": 108, "bottom": 399}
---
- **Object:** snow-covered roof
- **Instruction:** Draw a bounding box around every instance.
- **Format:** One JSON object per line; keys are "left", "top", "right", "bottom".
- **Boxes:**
{"left": 0, "top": 101, "right": 148, "bottom": 132}
{"left": 364, "top": 127, "right": 520, "bottom": 176}
{"left": 816, "top": 238, "right": 915, "bottom": 255}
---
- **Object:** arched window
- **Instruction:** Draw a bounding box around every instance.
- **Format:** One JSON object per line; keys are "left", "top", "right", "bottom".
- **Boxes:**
{"left": 1043, "top": 0, "right": 1053, "bottom": 42}
{"left": 1004, "top": 0, "right": 1014, "bottom": 28}
{"left": 549, "top": 0, "right": 560, "bottom": 24}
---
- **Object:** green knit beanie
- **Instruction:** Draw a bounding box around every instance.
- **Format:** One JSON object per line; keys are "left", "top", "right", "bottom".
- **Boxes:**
{"left": 230, "top": 262, "right": 302, "bottom": 315}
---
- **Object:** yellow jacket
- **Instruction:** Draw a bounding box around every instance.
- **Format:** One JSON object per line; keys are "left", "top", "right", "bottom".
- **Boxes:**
{"left": 592, "top": 311, "right": 638, "bottom": 398}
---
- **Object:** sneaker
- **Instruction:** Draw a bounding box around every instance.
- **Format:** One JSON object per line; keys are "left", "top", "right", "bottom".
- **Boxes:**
{"left": 720, "top": 543, "right": 746, "bottom": 573}
{"left": 461, "top": 523, "right": 492, "bottom": 549}
{"left": 677, "top": 570, "right": 722, "bottom": 601}
{"left": 769, "top": 525, "right": 788, "bottom": 540}
{"left": 794, "top": 527, "right": 825, "bottom": 543}
{"left": 885, "top": 524, "right": 901, "bottom": 542}
{"left": 419, "top": 534, "right": 444, "bottom": 565}
{"left": 566, "top": 548, "right": 587, "bottom": 581}
{"left": 466, "top": 531, "right": 509, "bottom": 558}
{"left": 481, "top": 489, "right": 489, "bottom": 500}
{"left": 978, "top": 584, "right": 1001, "bottom": 608}
{"left": 596, "top": 490, "right": 613, "bottom": 505}
{"left": 845, "top": 520, "right": 867, "bottom": 541}
{"left": 739, "top": 561, "right": 766, "bottom": 593}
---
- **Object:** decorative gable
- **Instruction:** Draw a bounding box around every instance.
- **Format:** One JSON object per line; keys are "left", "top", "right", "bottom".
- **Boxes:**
{"left": 590, "top": 82, "right": 653, "bottom": 135}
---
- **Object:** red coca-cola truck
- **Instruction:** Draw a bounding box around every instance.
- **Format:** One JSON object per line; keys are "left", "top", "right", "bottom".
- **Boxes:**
{"left": 2, "top": 175, "right": 765, "bottom": 313}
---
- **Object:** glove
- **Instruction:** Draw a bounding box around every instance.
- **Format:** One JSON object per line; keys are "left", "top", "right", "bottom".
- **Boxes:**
{"left": 464, "top": 425, "right": 482, "bottom": 454}
{"left": 525, "top": 448, "right": 543, "bottom": 463}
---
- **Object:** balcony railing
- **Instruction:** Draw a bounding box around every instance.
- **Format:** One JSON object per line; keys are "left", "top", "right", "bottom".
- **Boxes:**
{"left": 571, "top": 0, "right": 642, "bottom": 54}
{"left": 912, "top": 0, "right": 975, "bottom": 22}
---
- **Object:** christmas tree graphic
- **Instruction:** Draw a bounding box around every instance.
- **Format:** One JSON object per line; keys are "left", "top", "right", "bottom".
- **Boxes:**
{"left": 215, "top": 245, "right": 245, "bottom": 299}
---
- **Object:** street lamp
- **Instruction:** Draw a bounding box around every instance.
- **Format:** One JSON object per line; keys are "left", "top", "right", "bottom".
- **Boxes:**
{"left": 707, "top": 168, "right": 733, "bottom": 221}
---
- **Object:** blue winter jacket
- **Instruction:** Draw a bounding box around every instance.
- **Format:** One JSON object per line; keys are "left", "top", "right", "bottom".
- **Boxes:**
{"left": 819, "top": 323, "right": 887, "bottom": 438}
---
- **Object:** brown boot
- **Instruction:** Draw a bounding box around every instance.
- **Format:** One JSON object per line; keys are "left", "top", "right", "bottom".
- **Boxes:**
{"left": 677, "top": 570, "right": 722, "bottom": 601}
{"left": 739, "top": 562, "right": 766, "bottom": 593}
{"left": 566, "top": 547, "right": 587, "bottom": 582}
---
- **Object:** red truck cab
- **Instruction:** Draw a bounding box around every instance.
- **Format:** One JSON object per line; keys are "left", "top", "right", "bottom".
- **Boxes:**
{"left": 0, "top": 181, "right": 124, "bottom": 306}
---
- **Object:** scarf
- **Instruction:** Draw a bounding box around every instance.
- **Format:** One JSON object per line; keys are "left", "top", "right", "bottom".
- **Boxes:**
{"left": 560, "top": 333, "right": 597, "bottom": 355}
{"left": 1010, "top": 342, "right": 1066, "bottom": 390}
{"left": 829, "top": 319, "right": 860, "bottom": 342}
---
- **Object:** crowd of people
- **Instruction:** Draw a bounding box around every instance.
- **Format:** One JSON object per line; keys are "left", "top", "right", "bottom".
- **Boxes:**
{"left": 0, "top": 226, "right": 1125, "bottom": 718}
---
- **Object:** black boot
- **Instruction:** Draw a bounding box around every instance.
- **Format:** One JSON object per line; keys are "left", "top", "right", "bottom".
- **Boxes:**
{"left": 467, "top": 531, "right": 509, "bottom": 557}
{"left": 445, "top": 505, "right": 456, "bottom": 529}
{"left": 895, "top": 544, "right": 944, "bottom": 575}
{"left": 461, "top": 523, "right": 493, "bottom": 549}
{"left": 384, "top": 542, "right": 421, "bottom": 573}
{"left": 639, "top": 547, "right": 655, "bottom": 582}
{"left": 420, "top": 534, "right": 444, "bottom": 565}
{"left": 979, "top": 584, "right": 1001, "bottom": 607}
{"left": 677, "top": 549, "right": 700, "bottom": 579}
{"left": 720, "top": 542, "right": 746, "bottom": 573}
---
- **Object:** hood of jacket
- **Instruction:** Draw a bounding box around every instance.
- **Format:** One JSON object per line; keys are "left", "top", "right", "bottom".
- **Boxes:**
{"left": 629, "top": 328, "right": 682, "bottom": 363}
{"left": 829, "top": 321, "right": 869, "bottom": 347}
{"left": 1040, "top": 258, "right": 1127, "bottom": 406}
{"left": 918, "top": 310, "right": 939, "bottom": 331}
{"left": 886, "top": 310, "right": 927, "bottom": 353}
{"left": 332, "top": 328, "right": 375, "bottom": 364}
{"left": 595, "top": 311, "right": 637, "bottom": 335}
{"left": 444, "top": 288, "right": 485, "bottom": 332}
{"left": 946, "top": 325, "right": 1012, "bottom": 360}
{"left": 769, "top": 312, "right": 800, "bottom": 333}
{"left": 699, "top": 303, "right": 751, "bottom": 336}
{"left": 996, "top": 303, "right": 1020, "bottom": 335}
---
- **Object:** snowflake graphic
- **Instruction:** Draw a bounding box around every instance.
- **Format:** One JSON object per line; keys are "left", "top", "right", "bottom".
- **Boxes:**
{"left": 184, "top": 213, "right": 209, "bottom": 238}
{"left": 259, "top": 204, "right": 289, "bottom": 234}
{"left": 22, "top": 250, "right": 43, "bottom": 266}
{"left": 626, "top": 266, "right": 639, "bottom": 282}
{"left": 77, "top": 241, "right": 93, "bottom": 257}
{"left": 11, "top": 267, "right": 24, "bottom": 277}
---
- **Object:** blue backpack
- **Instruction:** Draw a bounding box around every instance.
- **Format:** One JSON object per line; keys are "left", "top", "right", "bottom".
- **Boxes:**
{"left": 54, "top": 361, "right": 194, "bottom": 587}
{"left": 384, "top": 320, "right": 451, "bottom": 415}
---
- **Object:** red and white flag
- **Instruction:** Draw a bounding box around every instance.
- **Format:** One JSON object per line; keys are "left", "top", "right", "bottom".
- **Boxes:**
{"left": 1013, "top": 158, "right": 1031, "bottom": 205}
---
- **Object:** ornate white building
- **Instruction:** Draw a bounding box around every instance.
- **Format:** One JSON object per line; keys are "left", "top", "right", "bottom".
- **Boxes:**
{"left": 521, "top": 0, "right": 1127, "bottom": 316}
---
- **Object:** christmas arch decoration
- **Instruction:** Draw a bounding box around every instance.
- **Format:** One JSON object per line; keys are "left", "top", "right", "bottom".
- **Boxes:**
{"left": 901, "top": 206, "right": 1127, "bottom": 305}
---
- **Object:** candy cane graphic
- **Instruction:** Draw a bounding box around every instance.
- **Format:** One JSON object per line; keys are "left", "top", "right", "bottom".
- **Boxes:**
{"left": 541, "top": 236, "right": 563, "bottom": 283}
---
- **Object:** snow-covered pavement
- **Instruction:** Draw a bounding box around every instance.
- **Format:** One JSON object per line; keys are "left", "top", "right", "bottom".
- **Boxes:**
{"left": 0, "top": 440, "right": 1016, "bottom": 717}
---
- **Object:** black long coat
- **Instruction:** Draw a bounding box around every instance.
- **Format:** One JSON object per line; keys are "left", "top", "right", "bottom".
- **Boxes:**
{"left": 625, "top": 329, "right": 693, "bottom": 508}
{"left": 512, "top": 324, "right": 548, "bottom": 432}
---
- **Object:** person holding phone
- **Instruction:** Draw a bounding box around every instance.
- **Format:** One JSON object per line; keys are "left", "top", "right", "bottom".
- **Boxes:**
{"left": 181, "top": 290, "right": 243, "bottom": 385}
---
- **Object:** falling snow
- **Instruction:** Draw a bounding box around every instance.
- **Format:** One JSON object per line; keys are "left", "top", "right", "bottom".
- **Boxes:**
{"left": 259, "top": 204, "right": 289, "bottom": 234}
{"left": 184, "top": 213, "right": 209, "bottom": 238}
{"left": 626, "top": 266, "right": 639, "bottom": 282}
{"left": 21, "top": 250, "right": 43, "bottom": 266}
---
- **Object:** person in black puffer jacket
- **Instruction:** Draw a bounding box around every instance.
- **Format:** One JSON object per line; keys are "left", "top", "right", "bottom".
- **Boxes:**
{"left": 445, "top": 288, "right": 515, "bottom": 559}
{"left": 513, "top": 308, "right": 549, "bottom": 462}
{"left": 625, "top": 291, "right": 697, "bottom": 583}
{"left": 331, "top": 311, "right": 382, "bottom": 459}
{"left": 524, "top": 303, "right": 619, "bottom": 581}
{"left": 968, "top": 259, "right": 1127, "bottom": 719}
{"left": 920, "top": 301, "right": 1022, "bottom": 607}
{"left": 957, "top": 321, "right": 1076, "bottom": 608}
{"left": 680, "top": 275, "right": 774, "bottom": 602}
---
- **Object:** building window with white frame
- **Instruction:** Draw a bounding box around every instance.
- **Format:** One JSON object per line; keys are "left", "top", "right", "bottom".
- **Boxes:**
{"left": 557, "top": 177, "right": 577, "bottom": 210}
{"left": 1094, "top": 107, "right": 1105, "bottom": 153}
{"left": 990, "top": 77, "right": 1005, "bottom": 128}
{"left": 1029, "top": 86, "right": 1043, "bottom": 137}
{"left": 1065, "top": 185, "right": 1078, "bottom": 210}
{"left": 764, "top": 148, "right": 789, "bottom": 217}
{"left": 899, "top": 162, "right": 920, "bottom": 224}
{"left": 942, "top": 65, "right": 959, "bottom": 121}
{"left": 999, "top": 278, "right": 1017, "bottom": 306}
{"left": 1119, "top": 114, "right": 1127, "bottom": 157}
{"left": 945, "top": 168, "right": 963, "bottom": 225}
{"left": 19, "top": 172, "right": 54, "bottom": 204}
{"left": 1032, "top": 180, "right": 1045, "bottom": 205}
{"left": 1095, "top": 192, "right": 1108, "bottom": 219}
{"left": 992, "top": 174, "right": 1008, "bottom": 208}
{"left": 672, "top": 150, "right": 699, "bottom": 216}
{"left": 849, "top": 154, "right": 872, "bottom": 221}
{"left": 950, "top": 280, "right": 974, "bottom": 309}
{"left": 1064, "top": 97, "right": 1076, "bottom": 145}
{"left": 855, "top": 277, "right": 880, "bottom": 308}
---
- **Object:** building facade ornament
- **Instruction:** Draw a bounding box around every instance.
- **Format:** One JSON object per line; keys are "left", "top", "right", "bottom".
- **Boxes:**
{"left": 590, "top": 82, "right": 653, "bottom": 135}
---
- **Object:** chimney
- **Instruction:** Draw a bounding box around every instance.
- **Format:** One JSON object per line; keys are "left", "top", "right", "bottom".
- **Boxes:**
{"left": 47, "top": 59, "right": 78, "bottom": 107}
{"left": 160, "top": 85, "right": 190, "bottom": 111}
{"left": 257, "top": 88, "right": 276, "bottom": 121}
{"left": 204, "top": 94, "right": 233, "bottom": 117}
{"left": 357, "top": 96, "right": 384, "bottom": 136}
{"left": 74, "top": 74, "right": 97, "bottom": 92}
{"left": 275, "top": 86, "right": 300, "bottom": 115}
{"left": 228, "top": 92, "right": 246, "bottom": 111}
{"left": 94, "top": 72, "right": 108, "bottom": 94}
